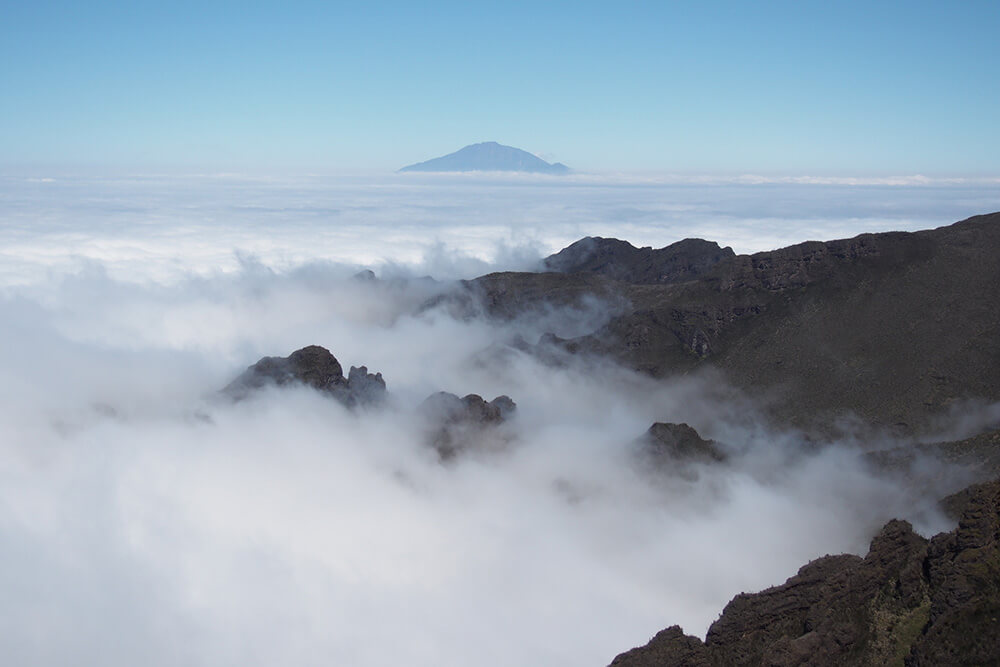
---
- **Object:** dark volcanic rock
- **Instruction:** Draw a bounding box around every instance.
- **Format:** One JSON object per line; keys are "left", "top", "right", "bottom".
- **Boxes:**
{"left": 609, "top": 478, "right": 1000, "bottom": 667}
{"left": 610, "top": 626, "right": 712, "bottom": 666}
{"left": 608, "top": 214, "right": 1000, "bottom": 431}
{"left": 939, "top": 477, "right": 998, "bottom": 521}
{"left": 643, "top": 422, "right": 726, "bottom": 464}
{"left": 421, "top": 392, "right": 514, "bottom": 424}
{"left": 419, "top": 392, "right": 517, "bottom": 459}
{"left": 338, "top": 365, "right": 388, "bottom": 407}
{"left": 232, "top": 345, "right": 345, "bottom": 392}
{"left": 224, "top": 345, "right": 386, "bottom": 408}
{"left": 914, "top": 480, "right": 1000, "bottom": 666}
{"left": 544, "top": 236, "right": 735, "bottom": 285}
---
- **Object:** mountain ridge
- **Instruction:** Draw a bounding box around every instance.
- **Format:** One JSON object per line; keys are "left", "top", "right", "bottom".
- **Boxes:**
{"left": 433, "top": 212, "right": 1000, "bottom": 433}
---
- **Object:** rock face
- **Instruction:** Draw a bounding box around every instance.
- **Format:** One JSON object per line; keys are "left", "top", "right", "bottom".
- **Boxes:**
{"left": 398, "top": 141, "right": 569, "bottom": 174}
{"left": 419, "top": 392, "right": 517, "bottom": 459}
{"left": 224, "top": 345, "right": 386, "bottom": 408}
{"left": 609, "top": 478, "right": 1000, "bottom": 667}
{"left": 443, "top": 213, "right": 1000, "bottom": 432}
{"left": 544, "top": 236, "right": 735, "bottom": 285}
{"left": 642, "top": 422, "right": 726, "bottom": 465}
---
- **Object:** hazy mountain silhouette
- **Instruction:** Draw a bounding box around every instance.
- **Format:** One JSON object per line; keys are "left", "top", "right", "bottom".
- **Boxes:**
{"left": 399, "top": 142, "right": 570, "bottom": 174}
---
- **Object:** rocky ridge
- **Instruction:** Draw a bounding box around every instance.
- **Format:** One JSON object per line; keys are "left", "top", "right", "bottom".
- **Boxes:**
{"left": 436, "top": 212, "right": 1000, "bottom": 433}
{"left": 544, "top": 236, "right": 735, "bottom": 285}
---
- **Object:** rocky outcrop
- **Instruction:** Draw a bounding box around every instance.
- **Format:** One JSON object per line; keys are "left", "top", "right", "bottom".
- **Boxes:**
{"left": 421, "top": 392, "right": 516, "bottom": 424}
{"left": 341, "top": 364, "right": 389, "bottom": 407}
{"left": 609, "top": 478, "right": 1000, "bottom": 666}
{"left": 634, "top": 422, "right": 727, "bottom": 481}
{"left": 544, "top": 236, "right": 735, "bottom": 285}
{"left": 642, "top": 422, "right": 726, "bottom": 464}
{"left": 223, "top": 345, "right": 386, "bottom": 408}
{"left": 914, "top": 480, "right": 1000, "bottom": 665}
{"left": 419, "top": 392, "right": 516, "bottom": 459}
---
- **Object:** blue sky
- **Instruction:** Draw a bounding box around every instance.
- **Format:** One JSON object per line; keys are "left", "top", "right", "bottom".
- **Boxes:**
{"left": 2, "top": 1, "right": 998, "bottom": 173}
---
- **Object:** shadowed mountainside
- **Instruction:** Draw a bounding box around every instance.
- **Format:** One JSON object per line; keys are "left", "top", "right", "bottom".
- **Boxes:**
{"left": 440, "top": 212, "right": 1000, "bottom": 432}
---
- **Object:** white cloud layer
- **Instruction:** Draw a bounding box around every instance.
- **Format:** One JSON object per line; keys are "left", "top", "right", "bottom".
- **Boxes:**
{"left": 0, "top": 172, "right": 993, "bottom": 664}
{"left": 2, "top": 171, "right": 998, "bottom": 287}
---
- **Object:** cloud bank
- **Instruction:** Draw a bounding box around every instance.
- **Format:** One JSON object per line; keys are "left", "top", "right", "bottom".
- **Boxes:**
{"left": 0, "top": 173, "right": 990, "bottom": 665}
{"left": 3, "top": 172, "right": 999, "bottom": 287}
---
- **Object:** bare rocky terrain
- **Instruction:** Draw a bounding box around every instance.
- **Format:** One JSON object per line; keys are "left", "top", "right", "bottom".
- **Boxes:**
{"left": 453, "top": 212, "right": 1000, "bottom": 434}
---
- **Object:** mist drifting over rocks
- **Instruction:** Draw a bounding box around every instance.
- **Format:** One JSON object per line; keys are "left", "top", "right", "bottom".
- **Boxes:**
{"left": 1, "top": 173, "right": 997, "bottom": 665}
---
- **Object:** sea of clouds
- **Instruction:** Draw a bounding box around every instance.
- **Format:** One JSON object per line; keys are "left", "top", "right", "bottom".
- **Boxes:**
{"left": 1, "top": 171, "right": 997, "bottom": 665}
{"left": 5, "top": 170, "right": 1000, "bottom": 285}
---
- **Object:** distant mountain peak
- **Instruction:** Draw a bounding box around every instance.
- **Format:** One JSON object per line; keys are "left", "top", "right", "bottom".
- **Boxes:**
{"left": 399, "top": 142, "right": 570, "bottom": 174}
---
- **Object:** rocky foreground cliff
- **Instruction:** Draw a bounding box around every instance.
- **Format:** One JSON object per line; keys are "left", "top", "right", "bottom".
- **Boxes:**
{"left": 610, "top": 478, "right": 1000, "bottom": 666}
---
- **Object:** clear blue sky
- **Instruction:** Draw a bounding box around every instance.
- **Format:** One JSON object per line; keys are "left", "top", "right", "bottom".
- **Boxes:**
{"left": 2, "top": 1, "right": 998, "bottom": 173}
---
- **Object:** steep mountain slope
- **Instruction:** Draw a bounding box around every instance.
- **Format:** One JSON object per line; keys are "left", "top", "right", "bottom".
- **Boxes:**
{"left": 445, "top": 212, "right": 1000, "bottom": 431}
